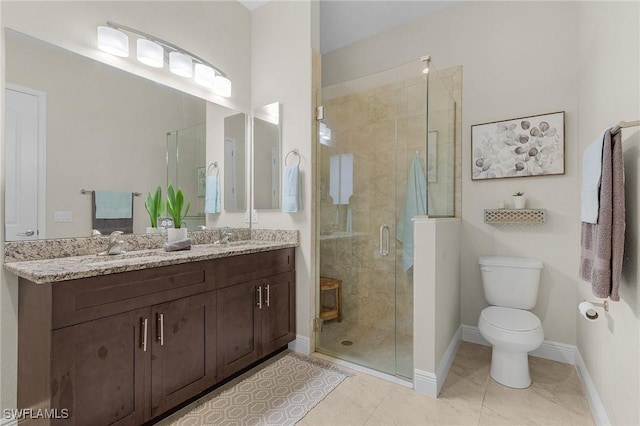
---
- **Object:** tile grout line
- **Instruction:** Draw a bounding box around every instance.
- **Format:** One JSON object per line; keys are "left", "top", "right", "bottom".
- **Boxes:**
{"left": 477, "top": 369, "right": 491, "bottom": 426}
{"left": 361, "top": 380, "right": 395, "bottom": 425}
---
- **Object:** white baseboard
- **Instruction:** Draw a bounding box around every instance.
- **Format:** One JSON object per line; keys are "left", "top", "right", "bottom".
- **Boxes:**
{"left": 289, "top": 334, "right": 311, "bottom": 355}
{"left": 435, "top": 326, "right": 462, "bottom": 395}
{"left": 414, "top": 326, "right": 462, "bottom": 397}
{"left": 575, "top": 350, "right": 611, "bottom": 426}
{"left": 461, "top": 324, "right": 576, "bottom": 365}
{"left": 413, "top": 368, "right": 437, "bottom": 397}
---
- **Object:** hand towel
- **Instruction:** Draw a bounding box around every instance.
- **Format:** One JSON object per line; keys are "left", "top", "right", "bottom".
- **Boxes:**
{"left": 205, "top": 175, "right": 221, "bottom": 214}
{"left": 92, "top": 191, "right": 133, "bottom": 234}
{"left": 95, "top": 191, "right": 133, "bottom": 219}
{"left": 397, "top": 155, "right": 428, "bottom": 272}
{"left": 581, "top": 131, "right": 605, "bottom": 223}
{"left": 164, "top": 238, "right": 192, "bottom": 252}
{"left": 282, "top": 165, "right": 302, "bottom": 213}
{"left": 579, "top": 129, "right": 625, "bottom": 301}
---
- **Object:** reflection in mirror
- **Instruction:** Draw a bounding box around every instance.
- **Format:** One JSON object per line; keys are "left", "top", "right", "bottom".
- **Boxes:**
{"left": 253, "top": 102, "right": 281, "bottom": 210}
{"left": 224, "top": 113, "right": 247, "bottom": 212}
{"left": 3, "top": 29, "right": 249, "bottom": 241}
{"left": 166, "top": 123, "right": 206, "bottom": 229}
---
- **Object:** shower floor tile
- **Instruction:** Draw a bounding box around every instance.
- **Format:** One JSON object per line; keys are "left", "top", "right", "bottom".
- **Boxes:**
{"left": 316, "top": 319, "right": 413, "bottom": 379}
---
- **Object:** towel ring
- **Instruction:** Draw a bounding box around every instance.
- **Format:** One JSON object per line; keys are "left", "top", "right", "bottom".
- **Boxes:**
{"left": 207, "top": 162, "right": 219, "bottom": 177}
{"left": 285, "top": 149, "right": 300, "bottom": 167}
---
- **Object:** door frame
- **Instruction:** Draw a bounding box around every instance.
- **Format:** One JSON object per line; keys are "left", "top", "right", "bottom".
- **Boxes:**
{"left": 5, "top": 83, "right": 47, "bottom": 240}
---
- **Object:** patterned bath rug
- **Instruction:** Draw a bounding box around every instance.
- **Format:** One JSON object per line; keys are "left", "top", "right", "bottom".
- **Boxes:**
{"left": 168, "top": 352, "right": 352, "bottom": 426}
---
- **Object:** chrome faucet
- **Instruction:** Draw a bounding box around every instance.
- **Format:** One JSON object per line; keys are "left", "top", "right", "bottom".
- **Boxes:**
{"left": 214, "top": 228, "right": 233, "bottom": 246}
{"left": 98, "top": 231, "right": 125, "bottom": 256}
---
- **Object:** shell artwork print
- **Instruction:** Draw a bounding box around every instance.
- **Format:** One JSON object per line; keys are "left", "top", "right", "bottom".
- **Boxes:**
{"left": 471, "top": 111, "right": 565, "bottom": 180}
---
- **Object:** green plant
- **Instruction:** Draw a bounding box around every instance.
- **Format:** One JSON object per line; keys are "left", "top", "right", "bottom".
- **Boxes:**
{"left": 513, "top": 192, "right": 525, "bottom": 196}
{"left": 144, "top": 186, "right": 163, "bottom": 228}
{"left": 166, "top": 184, "right": 191, "bottom": 229}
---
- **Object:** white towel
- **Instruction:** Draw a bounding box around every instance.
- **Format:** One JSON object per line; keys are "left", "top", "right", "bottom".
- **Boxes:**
{"left": 205, "top": 175, "right": 221, "bottom": 214}
{"left": 282, "top": 165, "right": 302, "bottom": 213}
{"left": 94, "top": 191, "right": 133, "bottom": 219}
{"left": 581, "top": 131, "right": 605, "bottom": 223}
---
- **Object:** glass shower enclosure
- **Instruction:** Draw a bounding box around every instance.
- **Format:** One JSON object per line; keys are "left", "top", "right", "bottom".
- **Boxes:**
{"left": 316, "top": 58, "right": 456, "bottom": 379}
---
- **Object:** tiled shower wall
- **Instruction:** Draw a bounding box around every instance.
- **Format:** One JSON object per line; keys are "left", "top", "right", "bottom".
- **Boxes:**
{"left": 319, "top": 65, "right": 461, "bottom": 334}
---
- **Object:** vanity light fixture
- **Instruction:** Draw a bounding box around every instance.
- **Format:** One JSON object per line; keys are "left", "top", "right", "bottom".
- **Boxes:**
{"left": 97, "top": 21, "right": 231, "bottom": 97}
{"left": 97, "top": 26, "right": 129, "bottom": 57}
{"left": 136, "top": 39, "right": 164, "bottom": 68}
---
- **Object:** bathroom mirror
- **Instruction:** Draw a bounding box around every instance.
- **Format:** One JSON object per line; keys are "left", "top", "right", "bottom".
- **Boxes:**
{"left": 4, "top": 29, "right": 249, "bottom": 241}
{"left": 252, "top": 102, "right": 281, "bottom": 210}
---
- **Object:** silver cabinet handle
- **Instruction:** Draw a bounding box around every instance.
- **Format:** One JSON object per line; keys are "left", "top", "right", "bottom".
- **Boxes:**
{"left": 17, "top": 229, "right": 35, "bottom": 237}
{"left": 379, "top": 225, "right": 390, "bottom": 257}
{"left": 256, "top": 286, "right": 263, "bottom": 310}
{"left": 157, "top": 313, "right": 164, "bottom": 346}
{"left": 383, "top": 225, "right": 390, "bottom": 257}
{"left": 141, "top": 318, "right": 148, "bottom": 352}
{"left": 264, "top": 284, "right": 270, "bottom": 307}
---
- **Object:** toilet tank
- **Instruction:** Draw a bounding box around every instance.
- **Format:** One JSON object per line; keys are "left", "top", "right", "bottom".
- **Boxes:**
{"left": 479, "top": 256, "right": 544, "bottom": 310}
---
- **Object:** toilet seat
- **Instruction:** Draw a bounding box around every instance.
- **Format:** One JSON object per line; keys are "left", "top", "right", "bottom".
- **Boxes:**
{"left": 480, "top": 306, "right": 541, "bottom": 332}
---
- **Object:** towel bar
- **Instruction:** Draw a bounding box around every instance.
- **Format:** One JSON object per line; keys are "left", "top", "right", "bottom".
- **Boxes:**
{"left": 285, "top": 149, "right": 300, "bottom": 167}
{"left": 81, "top": 189, "right": 142, "bottom": 197}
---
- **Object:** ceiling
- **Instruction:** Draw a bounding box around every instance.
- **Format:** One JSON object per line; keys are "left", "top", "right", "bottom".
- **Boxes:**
{"left": 238, "top": 1, "right": 459, "bottom": 54}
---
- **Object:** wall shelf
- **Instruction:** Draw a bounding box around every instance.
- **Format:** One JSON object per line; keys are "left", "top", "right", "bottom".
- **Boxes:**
{"left": 484, "top": 209, "right": 546, "bottom": 224}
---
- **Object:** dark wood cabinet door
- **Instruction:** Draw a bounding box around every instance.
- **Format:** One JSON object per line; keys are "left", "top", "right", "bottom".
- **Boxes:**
{"left": 51, "top": 308, "right": 150, "bottom": 426}
{"left": 261, "top": 271, "right": 296, "bottom": 355}
{"left": 216, "top": 281, "right": 261, "bottom": 380}
{"left": 150, "top": 291, "right": 217, "bottom": 417}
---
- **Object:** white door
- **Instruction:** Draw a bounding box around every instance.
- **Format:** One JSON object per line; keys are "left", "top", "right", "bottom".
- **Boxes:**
{"left": 224, "top": 138, "right": 237, "bottom": 210}
{"left": 5, "top": 85, "right": 46, "bottom": 241}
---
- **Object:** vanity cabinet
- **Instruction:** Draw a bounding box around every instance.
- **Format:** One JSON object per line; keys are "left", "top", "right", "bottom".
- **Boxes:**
{"left": 216, "top": 249, "right": 296, "bottom": 381}
{"left": 17, "top": 248, "right": 295, "bottom": 426}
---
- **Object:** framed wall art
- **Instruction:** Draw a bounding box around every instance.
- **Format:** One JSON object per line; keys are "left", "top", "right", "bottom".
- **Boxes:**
{"left": 471, "top": 111, "right": 565, "bottom": 180}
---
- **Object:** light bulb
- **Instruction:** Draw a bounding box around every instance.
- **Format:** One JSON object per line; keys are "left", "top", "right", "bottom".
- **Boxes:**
{"left": 169, "top": 52, "right": 193, "bottom": 77}
{"left": 137, "top": 39, "right": 164, "bottom": 68}
{"left": 194, "top": 64, "right": 216, "bottom": 88}
{"left": 97, "top": 26, "right": 129, "bottom": 57}
{"left": 213, "top": 75, "right": 232, "bottom": 98}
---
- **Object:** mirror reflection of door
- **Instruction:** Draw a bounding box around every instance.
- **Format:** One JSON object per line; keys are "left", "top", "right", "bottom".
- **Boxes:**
{"left": 5, "top": 84, "right": 46, "bottom": 241}
{"left": 224, "top": 138, "right": 237, "bottom": 211}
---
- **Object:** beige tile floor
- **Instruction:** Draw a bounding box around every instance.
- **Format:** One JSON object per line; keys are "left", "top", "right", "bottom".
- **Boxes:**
{"left": 299, "top": 342, "right": 596, "bottom": 426}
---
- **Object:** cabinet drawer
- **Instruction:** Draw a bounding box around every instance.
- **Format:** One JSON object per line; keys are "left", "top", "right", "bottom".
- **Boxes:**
{"left": 53, "top": 261, "right": 215, "bottom": 329}
{"left": 215, "top": 248, "right": 295, "bottom": 289}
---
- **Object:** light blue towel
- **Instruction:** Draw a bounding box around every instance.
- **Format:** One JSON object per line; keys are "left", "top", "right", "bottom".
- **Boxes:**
{"left": 94, "top": 191, "right": 133, "bottom": 219}
{"left": 581, "top": 131, "right": 606, "bottom": 224}
{"left": 397, "top": 155, "right": 428, "bottom": 272}
{"left": 282, "top": 165, "right": 302, "bottom": 213}
{"left": 205, "top": 175, "right": 221, "bottom": 214}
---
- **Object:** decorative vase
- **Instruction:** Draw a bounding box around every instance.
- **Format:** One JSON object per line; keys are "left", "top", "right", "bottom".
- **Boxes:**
{"left": 167, "top": 227, "right": 188, "bottom": 242}
{"left": 513, "top": 196, "right": 526, "bottom": 209}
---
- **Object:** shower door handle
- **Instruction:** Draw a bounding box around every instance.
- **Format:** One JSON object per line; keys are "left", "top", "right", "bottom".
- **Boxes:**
{"left": 379, "top": 225, "right": 390, "bottom": 257}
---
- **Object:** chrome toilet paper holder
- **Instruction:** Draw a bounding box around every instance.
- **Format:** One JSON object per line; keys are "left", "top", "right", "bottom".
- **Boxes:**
{"left": 579, "top": 300, "right": 609, "bottom": 320}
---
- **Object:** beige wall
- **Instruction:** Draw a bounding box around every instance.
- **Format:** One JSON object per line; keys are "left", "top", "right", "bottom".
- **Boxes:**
{"left": 251, "top": 0, "right": 315, "bottom": 347}
{"left": 323, "top": 0, "right": 581, "bottom": 346}
{"left": 576, "top": 2, "right": 640, "bottom": 425}
{"left": 6, "top": 31, "right": 205, "bottom": 237}
{"left": 0, "top": 1, "right": 252, "bottom": 410}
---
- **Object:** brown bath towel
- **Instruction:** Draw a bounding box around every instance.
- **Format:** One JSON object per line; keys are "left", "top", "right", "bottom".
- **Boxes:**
{"left": 579, "top": 129, "right": 625, "bottom": 301}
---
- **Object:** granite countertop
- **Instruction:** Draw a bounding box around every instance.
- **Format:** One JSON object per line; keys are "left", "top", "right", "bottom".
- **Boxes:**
{"left": 4, "top": 240, "right": 298, "bottom": 284}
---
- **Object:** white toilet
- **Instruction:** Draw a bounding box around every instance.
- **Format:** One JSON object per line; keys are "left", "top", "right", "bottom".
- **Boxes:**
{"left": 478, "top": 256, "right": 544, "bottom": 389}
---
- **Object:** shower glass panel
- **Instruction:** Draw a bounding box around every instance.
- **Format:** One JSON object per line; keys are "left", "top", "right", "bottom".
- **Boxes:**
{"left": 166, "top": 122, "right": 206, "bottom": 229}
{"left": 317, "top": 59, "right": 456, "bottom": 379}
{"left": 426, "top": 63, "right": 456, "bottom": 217}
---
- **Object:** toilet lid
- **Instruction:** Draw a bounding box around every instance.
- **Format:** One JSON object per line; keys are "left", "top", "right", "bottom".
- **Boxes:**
{"left": 481, "top": 306, "right": 541, "bottom": 331}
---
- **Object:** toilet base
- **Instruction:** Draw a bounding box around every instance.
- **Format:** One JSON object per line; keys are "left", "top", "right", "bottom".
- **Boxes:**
{"left": 489, "top": 347, "right": 531, "bottom": 389}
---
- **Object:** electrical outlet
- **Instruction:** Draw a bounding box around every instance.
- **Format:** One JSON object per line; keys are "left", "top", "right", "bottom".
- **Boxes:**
{"left": 54, "top": 211, "right": 73, "bottom": 222}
